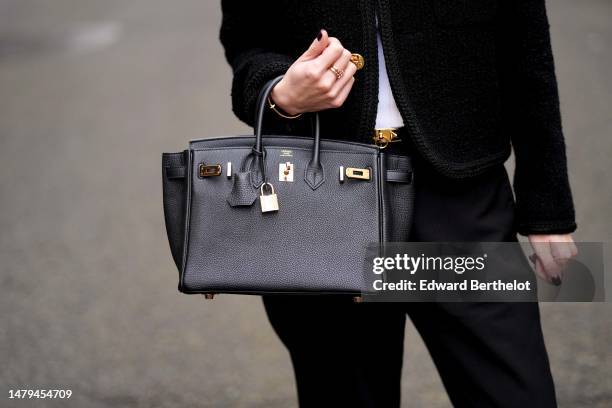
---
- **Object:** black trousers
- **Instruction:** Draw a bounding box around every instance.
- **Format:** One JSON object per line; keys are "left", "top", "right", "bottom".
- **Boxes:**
{"left": 262, "top": 152, "right": 557, "bottom": 407}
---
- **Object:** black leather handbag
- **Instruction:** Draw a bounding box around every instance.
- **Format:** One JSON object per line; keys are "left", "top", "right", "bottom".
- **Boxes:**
{"left": 162, "top": 76, "right": 414, "bottom": 296}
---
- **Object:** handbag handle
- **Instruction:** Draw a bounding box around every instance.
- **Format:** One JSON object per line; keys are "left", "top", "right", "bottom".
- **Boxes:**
{"left": 251, "top": 75, "right": 325, "bottom": 190}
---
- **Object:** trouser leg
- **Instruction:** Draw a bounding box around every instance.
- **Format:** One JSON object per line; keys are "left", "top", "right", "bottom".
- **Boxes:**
{"left": 407, "top": 302, "right": 556, "bottom": 407}
{"left": 263, "top": 295, "right": 405, "bottom": 408}
{"left": 406, "top": 157, "right": 557, "bottom": 407}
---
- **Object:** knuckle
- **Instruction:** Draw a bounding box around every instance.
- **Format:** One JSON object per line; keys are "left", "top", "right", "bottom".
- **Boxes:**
{"left": 317, "top": 80, "right": 332, "bottom": 92}
{"left": 328, "top": 37, "right": 341, "bottom": 46}
{"left": 328, "top": 40, "right": 343, "bottom": 54}
{"left": 330, "top": 98, "right": 343, "bottom": 108}
{"left": 345, "top": 77, "right": 356, "bottom": 90}
{"left": 326, "top": 89, "right": 338, "bottom": 99}
{"left": 305, "top": 66, "right": 319, "bottom": 80}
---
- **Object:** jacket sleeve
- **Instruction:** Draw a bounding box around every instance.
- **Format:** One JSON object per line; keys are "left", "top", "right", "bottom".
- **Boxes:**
{"left": 496, "top": 0, "right": 577, "bottom": 235}
{"left": 219, "top": 1, "right": 295, "bottom": 127}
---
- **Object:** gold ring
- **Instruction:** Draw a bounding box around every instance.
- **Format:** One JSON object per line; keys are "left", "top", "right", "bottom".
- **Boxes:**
{"left": 329, "top": 66, "right": 344, "bottom": 79}
{"left": 350, "top": 53, "right": 365, "bottom": 70}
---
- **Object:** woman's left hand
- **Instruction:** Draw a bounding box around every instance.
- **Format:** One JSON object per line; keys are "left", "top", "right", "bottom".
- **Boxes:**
{"left": 527, "top": 234, "right": 578, "bottom": 285}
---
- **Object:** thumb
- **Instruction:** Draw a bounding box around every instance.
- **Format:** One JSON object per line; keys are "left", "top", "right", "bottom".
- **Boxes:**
{"left": 299, "top": 29, "right": 328, "bottom": 61}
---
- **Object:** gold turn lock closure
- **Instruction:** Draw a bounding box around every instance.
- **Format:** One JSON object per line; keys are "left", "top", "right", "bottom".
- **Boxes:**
{"left": 345, "top": 167, "right": 371, "bottom": 180}
{"left": 199, "top": 163, "right": 222, "bottom": 177}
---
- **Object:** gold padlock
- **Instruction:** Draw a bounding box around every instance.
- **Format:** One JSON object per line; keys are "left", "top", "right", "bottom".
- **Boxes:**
{"left": 260, "top": 182, "right": 279, "bottom": 213}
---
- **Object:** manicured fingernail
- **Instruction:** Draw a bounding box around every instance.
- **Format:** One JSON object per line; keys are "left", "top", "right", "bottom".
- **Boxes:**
{"left": 317, "top": 29, "right": 324, "bottom": 41}
{"left": 551, "top": 276, "right": 562, "bottom": 286}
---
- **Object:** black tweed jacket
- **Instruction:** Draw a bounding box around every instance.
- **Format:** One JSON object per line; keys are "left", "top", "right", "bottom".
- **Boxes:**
{"left": 219, "top": 0, "right": 576, "bottom": 235}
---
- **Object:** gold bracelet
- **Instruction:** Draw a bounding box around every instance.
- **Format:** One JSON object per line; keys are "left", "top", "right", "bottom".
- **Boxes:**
{"left": 267, "top": 96, "right": 303, "bottom": 119}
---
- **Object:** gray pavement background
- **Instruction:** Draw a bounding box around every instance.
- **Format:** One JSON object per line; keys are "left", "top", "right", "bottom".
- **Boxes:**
{"left": 0, "top": 1, "right": 610, "bottom": 407}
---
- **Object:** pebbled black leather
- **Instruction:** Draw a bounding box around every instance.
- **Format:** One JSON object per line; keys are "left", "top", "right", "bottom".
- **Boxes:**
{"left": 162, "top": 150, "right": 188, "bottom": 273}
{"left": 227, "top": 171, "right": 258, "bottom": 207}
{"left": 161, "top": 76, "right": 414, "bottom": 295}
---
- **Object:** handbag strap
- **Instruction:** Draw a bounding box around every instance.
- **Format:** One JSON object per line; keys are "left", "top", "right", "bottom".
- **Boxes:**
{"left": 252, "top": 76, "right": 325, "bottom": 190}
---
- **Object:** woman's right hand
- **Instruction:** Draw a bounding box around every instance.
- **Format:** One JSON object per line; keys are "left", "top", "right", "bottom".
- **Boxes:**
{"left": 270, "top": 29, "right": 358, "bottom": 116}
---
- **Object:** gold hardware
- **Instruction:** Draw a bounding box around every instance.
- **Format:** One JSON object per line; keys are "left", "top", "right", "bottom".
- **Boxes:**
{"left": 350, "top": 53, "right": 365, "bottom": 70}
{"left": 345, "top": 167, "right": 371, "bottom": 181}
{"left": 279, "top": 162, "right": 294, "bottom": 182}
{"left": 260, "top": 182, "right": 279, "bottom": 213}
{"left": 204, "top": 294, "right": 216, "bottom": 299}
{"left": 372, "top": 128, "right": 401, "bottom": 148}
{"left": 199, "top": 163, "right": 222, "bottom": 177}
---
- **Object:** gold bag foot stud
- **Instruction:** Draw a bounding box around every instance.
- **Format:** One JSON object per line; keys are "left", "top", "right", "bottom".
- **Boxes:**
{"left": 352, "top": 296, "right": 363, "bottom": 303}
{"left": 203, "top": 294, "right": 216, "bottom": 300}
